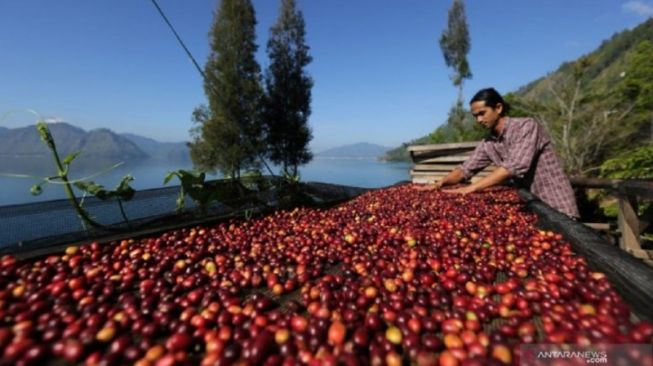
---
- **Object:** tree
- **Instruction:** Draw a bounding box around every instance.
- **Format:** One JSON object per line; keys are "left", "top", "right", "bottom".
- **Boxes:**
{"left": 439, "top": 0, "right": 472, "bottom": 106}
{"left": 617, "top": 40, "right": 653, "bottom": 143}
{"left": 263, "top": 0, "right": 313, "bottom": 178}
{"left": 600, "top": 144, "right": 653, "bottom": 179}
{"left": 508, "top": 57, "right": 638, "bottom": 175}
{"left": 189, "top": 0, "right": 264, "bottom": 178}
{"left": 428, "top": 105, "right": 485, "bottom": 143}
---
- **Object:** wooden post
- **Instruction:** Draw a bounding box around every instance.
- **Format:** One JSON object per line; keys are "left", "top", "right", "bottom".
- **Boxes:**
{"left": 618, "top": 193, "right": 641, "bottom": 252}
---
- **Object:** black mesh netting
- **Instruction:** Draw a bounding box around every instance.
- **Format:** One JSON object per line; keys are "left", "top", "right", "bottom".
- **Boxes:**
{"left": 0, "top": 181, "right": 371, "bottom": 256}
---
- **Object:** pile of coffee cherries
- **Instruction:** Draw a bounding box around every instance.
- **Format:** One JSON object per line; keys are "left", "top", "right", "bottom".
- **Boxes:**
{"left": 0, "top": 185, "right": 651, "bottom": 365}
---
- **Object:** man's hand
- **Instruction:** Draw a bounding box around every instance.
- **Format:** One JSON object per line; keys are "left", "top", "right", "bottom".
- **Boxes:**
{"left": 442, "top": 185, "right": 476, "bottom": 195}
{"left": 414, "top": 181, "right": 443, "bottom": 191}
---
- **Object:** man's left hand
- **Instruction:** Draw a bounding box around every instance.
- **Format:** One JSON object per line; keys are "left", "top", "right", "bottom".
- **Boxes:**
{"left": 442, "top": 186, "right": 476, "bottom": 195}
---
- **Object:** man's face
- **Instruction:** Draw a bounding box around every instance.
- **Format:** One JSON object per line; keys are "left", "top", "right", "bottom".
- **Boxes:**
{"left": 470, "top": 101, "right": 503, "bottom": 132}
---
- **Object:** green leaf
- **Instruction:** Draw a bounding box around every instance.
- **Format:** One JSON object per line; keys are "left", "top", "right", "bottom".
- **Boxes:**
{"left": 74, "top": 181, "right": 110, "bottom": 200}
{"left": 163, "top": 171, "right": 179, "bottom": 185}
{"left": 114, "top": 175, "right": 135, "bottom": 201}
{"left": 36, "top": 121, "right": 50, "bottom": 142}
{"left": 63, "top": 151, "right": 81, "bottom": 165}
{"left": 30, "top": 183, "right": 43, "bottom": 196}
{"left": 175, "top": 194, "right": 185, "bottom": 213}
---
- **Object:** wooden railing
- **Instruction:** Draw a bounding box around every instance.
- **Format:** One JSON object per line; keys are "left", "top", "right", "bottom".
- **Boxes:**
{"left": 408, "top": 142, "right": 653, "bottom": 264}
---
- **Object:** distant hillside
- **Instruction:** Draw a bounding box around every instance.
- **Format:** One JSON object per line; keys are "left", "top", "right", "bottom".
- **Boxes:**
{"left": 0, "top": 123, "right": 147, "bottom": 160}
{"left": 383, "top": 136, "right": 432, "bottom": 162}
{"left": 384, "top": 18, "right": 653, "bottom": 161}
{"left": 317, "top": 143, "right": 391, "bottom": 158}
{"left": 120, "top": 133, "right": 190, "bottom": 162}
{"left": 0, "top": 123, "right": 191, "bottom": 162}
{"left": 515, "top": 18, "right": 653, "bottom": 101}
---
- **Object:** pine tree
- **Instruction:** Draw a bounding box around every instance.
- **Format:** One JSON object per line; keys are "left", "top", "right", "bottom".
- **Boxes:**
{"left": 263, "top": 0, "right": 313, "bottom": 178}
{"left": 439, "top": 0, "right": 472, "bottom": 106}
{"left": 189, "top": 0, "right": 263, "bottom": 178}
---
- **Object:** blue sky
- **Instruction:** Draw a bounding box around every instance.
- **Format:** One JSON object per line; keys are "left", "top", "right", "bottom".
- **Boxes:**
{"left": 1, "top": 1, "right": 651, "bottom": 152}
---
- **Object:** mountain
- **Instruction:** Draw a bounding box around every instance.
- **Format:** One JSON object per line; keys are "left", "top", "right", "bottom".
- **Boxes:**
{"left": 0, "top": 123, "right": 148, "bottom": 160}
{"left": 0, "top": 123, "right": 191, "bottom": 162}
{"left": 317, "top": 143, "right": 391, "bottom": 159}
{"left": 383, "top": 18, "right": 653, "bottom": 161}
{"left": 514, "top": 18, "right": 653, "bottom": 101}
{"left": 120, "top": 133, "right": 190, "bottom": 162}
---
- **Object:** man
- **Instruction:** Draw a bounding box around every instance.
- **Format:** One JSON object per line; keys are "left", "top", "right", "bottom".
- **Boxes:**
{"left": 420, "top": 88, "right": 579, "bottom": 219}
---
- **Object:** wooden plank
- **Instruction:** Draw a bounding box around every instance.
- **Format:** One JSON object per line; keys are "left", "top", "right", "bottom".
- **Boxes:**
{"left": 619, "top": 181, "right": 653, "bottom": 200}
{"left": 409, "top": 147, "right": 478, "bottom": 162}
{"left": 412, "top": 164, "right": 496, "bottom": 173}
{"left": 410, "top": 151, "right": 474, "bottom": 163}
{"left": 410, "top": 171, "right": 448, "bottom": 178}
{"left": 569, "top": 177, "right": 622, "bottom": 190}
{"left": 618, "top": 194, "right": 641, "bottom": 252}
{"left": 626, "top": 248, "right": 653, "bottom": 260}
{"left": 412, "top": 177, "right": 432, "bottom": 184}
{"left": 410, "top": 170, "right": 492, "bottom": 178}
{"left": 411, "top": 176, "right": 488, "bottom": 184}
{"left": 410, "top": 150, "right": 475, "bottom": 161}
{"left": 417, "top": 155, "right": 473, "bottom": 164}
{"left": 412, "top": 163, "right": 463, "bottom": 171}
{"left": 407, "top": 142, "right": 480, "bottom": 152}
{"left": 644, "top": 259, "right": 653, "bottom": 267}
{"left": 582, "top": 222, "right": 611, "bottom": 231}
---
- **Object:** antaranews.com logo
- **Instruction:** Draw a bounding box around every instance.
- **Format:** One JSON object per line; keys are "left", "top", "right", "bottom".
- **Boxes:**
{"left": 520, "top": 344, "right": 652, "bottom": 365}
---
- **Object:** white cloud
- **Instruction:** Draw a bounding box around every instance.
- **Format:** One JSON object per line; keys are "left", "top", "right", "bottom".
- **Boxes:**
{"left": 622, "top": 1, "right": 653, "bottom": 16}
{"left": 44, "top": 117, "right": 65, "bottom": 123}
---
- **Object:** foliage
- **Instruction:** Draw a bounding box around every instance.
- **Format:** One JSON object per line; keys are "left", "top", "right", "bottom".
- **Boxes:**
{"left": 281, "top": 170, "right": 301, "bottom": 185}
{"left": 240, "top": 169, "right": 270, "bottom": 192}
{"left": 73, "top": 175, "right": 135, "bottom": 224}
{"left": 428, "top": 103, "right": 486, "bottom": 144}
{"left": 616, "top": 40, "right": 653, "bottom": 143}
{"left": 583, "top": 19, "right": 653, "bottom": 83}
{"left": 73, "top": 175, "right": 135, "bottom": 202}
{"left": 189, "top": 0, "right": 264, "bottom": 178}
{"left": 164, "top": 169, "right": 261, "bottom": 216}
{"left": 600, "top": 144, "right": 653, "bottom": 179}
{"left": 508, "top": 21, "right": 653, "bottom": 177}
{"left": 381, "top": 105, "right": 484, "bottom": 161}
{"left": 439, "top": 0, "right": 472, "bottom": 105}
{"left": 263, "top": 0, "right": 314, "bottom": 178}
{"left": 28, "top": 118, "right": 134, "bottom": 230}
{"left": 507, "top": 56, "right": 640, "bottom": 175}
{"left": 382, "top": 137, "right": 430, "bottom": 162}
{"left": 164, "top": 170, "right": 216, "bottom": 215}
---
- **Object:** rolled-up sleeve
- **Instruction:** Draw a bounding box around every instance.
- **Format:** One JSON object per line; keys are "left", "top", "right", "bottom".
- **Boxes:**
{"left": 459, "top": 144, "right": 491, "bottom": 180}
{"left": 501, "top": 118, "right": 540, "bottom": 178}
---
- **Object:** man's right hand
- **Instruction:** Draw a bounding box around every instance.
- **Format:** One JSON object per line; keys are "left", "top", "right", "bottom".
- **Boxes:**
{"left": 414, "top": 181, "right": 444, "bottom": 191}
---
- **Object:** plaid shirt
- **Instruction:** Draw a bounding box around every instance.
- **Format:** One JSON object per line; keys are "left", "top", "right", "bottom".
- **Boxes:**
{"left": 460, "top": 117, "right": 580, "bottom": 218}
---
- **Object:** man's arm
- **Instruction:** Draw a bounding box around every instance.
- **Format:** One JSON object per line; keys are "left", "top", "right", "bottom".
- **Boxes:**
{"left": 417, "top": 167, "right": 465, "bottom": 190}
{"left": 445, "top": 118, "right": 543, "bottom": 195}
{"left": 416, "top": 143, "right": 491, "bottom": 191}
{"left": 438, "top": 167, "right": 466, "bottom": 188}
{"left": 443, "top": 166, "right": 511, "bottom": 194}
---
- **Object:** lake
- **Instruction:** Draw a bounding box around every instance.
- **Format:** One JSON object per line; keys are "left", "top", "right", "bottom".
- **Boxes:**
{"left": 0, "top": 157, "right": 412, "bottom": 206}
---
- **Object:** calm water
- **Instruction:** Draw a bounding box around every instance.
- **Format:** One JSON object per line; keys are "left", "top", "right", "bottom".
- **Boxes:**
{"left": 0, "top": 157, "right": 411, "bottom": 206}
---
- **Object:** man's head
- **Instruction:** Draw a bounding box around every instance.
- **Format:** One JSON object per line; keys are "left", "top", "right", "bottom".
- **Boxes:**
{"left": 469, "top": 88, "right": 510, "bottom": 132}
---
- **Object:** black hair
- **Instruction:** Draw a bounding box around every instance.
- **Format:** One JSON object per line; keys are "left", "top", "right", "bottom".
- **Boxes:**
{"left": 470, "top": 88, "right": 510, "bottom": 116}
